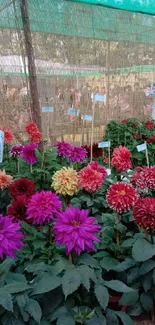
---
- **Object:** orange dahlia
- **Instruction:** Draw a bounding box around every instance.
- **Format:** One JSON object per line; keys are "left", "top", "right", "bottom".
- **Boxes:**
{"left": 0, "top": 170, "right": 13, "bottom": 190}
{"left": 51, "top": 167, "right": 79, "bottom": 196}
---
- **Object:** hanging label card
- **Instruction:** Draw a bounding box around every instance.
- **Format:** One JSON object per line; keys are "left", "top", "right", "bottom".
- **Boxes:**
{"left": 106, "top": 168, "right": 111, "bottom": 175}
{"left": 98, "top": 141, "right": 110, "bottom": 148}
{"left": 150, "top": 83, "right": 155, "bottom": 97}
{"left": 94, "top": 94, "right": 106, "bottom": 102}
{"left": 137, "top": 143, "right": 146, "bottom": 152}
{"left": 67, "top": 108, "right": 80, "bottom": 116}
{"left": 82, "top": 114, "right": 92, "bottom": 121}
{"left": 42, "top": 107, "right": 55, "bottom": 113}
{"left": 0, "top": 130, "right": 4, "bottom": 163}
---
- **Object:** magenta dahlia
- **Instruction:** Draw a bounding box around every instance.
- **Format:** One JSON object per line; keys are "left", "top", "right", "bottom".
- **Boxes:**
{"left": 10, "top": 145, "right": 23, "bottom": 158}
{"left": 22, "top": 144, "right": 38, "bottom": 165}
{"left": 106, "top": 183, "right": 138, "bottom": 213}
{"left": 26, "top": 191, "right": 62, "bottom": 225}
{"left": 0, "top": 215, "right": 24, "bottom": 259}
{"left": 56, "top": 142, "right": 72, "bottom": 158}
{"left": 54, "top": 206, "right": 101, "bottom": 255}
{"left": 68, "top": 146, "right": 87, "bottom": 163}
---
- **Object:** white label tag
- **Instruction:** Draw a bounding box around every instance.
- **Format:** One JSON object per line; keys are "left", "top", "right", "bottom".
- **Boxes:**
{"left": 0, "top": 131, "right": 4, "bottom": 163}
{"left": 137, "top": 143, "right": 146, "bottom": 152}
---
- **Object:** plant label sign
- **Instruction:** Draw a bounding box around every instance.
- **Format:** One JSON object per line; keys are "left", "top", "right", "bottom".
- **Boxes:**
{"left": 67, "top": 108, "right": 80, "bottom": 117}
{"left": 137, "top": 143, "right": 146, "bottom": 152}
{"left": 98, "top": 141, "right": 110, "bottom": 148}
{"left": 150, "top": 83, "right": 155, "bottom": 97}
{"left": 0, "top": 130, "right": 4, "bottom": 163}
{"left": 81, "top": 114, "right": 92, "bottom": 121}
{"left": 94, "top": 94, "right": 106, "bottom": 102}
{"left": 106, "top": 168, "right": 111, "bottom": 175}
{"left": 42, "top": 107, "right": 55, "bottom": 113}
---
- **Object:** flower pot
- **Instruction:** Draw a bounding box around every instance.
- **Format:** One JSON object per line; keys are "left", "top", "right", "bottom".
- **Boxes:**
{"left": 109, "top": 296, "right": 127, "bottom": 312}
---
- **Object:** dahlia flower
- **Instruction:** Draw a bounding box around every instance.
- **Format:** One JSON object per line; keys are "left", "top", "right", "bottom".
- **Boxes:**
{"left": 106, "top": 183, "right": 137, "bottom": 213}
{"left": 82, "top": 143, "right": 103, "bottom": 159}
{"left": 0, "top": 214, "right": 24, "bottom": 259}
{"left": 10, "top": 178, "right": 36, "bottom": 199}
{"left": 29, "top": 131, "right": 42, "bottom": 144}
{"left": 54, "top": 206, "right": 101, "bottom": 255}
{"left": 2, "top": 127, "right": 14, "bottom": 145}
{"left": 26, "top": 191, "right": 62, "bottom": 225}
{"left": 134, "top": 135, "right": 142, "bottom": 140}
{"left": 26, "top": 122, "right": 38, "bottom": 134}
{"left": 22, "top": 144, "right": 38, "bottom": 165}
{"left": 145, "top": 121, "right": 154, "bottom": 129}
{"left": 10, "top": 145, "right": 23, "bottom": 158}
{"left": 131, "top": 166, "right": 155, "bottom": 191}
{"left": 89, "top": 161, "right": 107, "bottom": 180}
{"left": 122, "top": 120, "right": 128, "bottom": 124}
{"left": 0, "top": 170, "right": 13, "bottom": 190}
{"left": 68, "top": 146, "right": 87, "bottom": 163}
{"left": 52, "top": 167, "right": 79, "bottom": 196}
{"left": 56, "top": 142, "right": 72, "bottom": 158}
{"left": 111, "top": 145, "right": 132, "bottom": 173}
{"left": 7, "top": 195, "right": 29, "bottom": 222}
{"left": 78, "top": 163, "right": 105, "bottom": 193}
{"left": 133, "top": 198, "right": 155, "bottom": 231}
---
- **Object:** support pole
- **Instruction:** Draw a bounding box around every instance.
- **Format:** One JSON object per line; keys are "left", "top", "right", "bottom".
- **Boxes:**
{"left": 105, "top": 41, "right": 110, "bottom": 121}
{"left": 20, "top": 0, "right": 42, "bottom": 132}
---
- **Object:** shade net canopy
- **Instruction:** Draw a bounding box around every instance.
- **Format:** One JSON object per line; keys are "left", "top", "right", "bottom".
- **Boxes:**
{"left": 1, "top": 0, "right": 155, "bottom": 44}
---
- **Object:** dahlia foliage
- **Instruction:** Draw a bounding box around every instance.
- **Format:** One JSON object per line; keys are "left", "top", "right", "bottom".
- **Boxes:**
{"left": 54, "top": 206, "right": 101, "bottom": 255}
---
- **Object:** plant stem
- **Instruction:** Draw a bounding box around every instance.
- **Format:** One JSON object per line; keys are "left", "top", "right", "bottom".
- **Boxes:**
{"left": 30, "top": 164, "right": 33, "bottom": 174}
{"left": 49, "top": 226, "right": 52, "bottom": 243}
{"left": 116, "top": 212, "right": 120, "bottom": 246}
{"left": 145, "top": 229, "right": 149, "bottom": 240}
{"left": 68, "top": 253, "right": 73, "bottom": 264}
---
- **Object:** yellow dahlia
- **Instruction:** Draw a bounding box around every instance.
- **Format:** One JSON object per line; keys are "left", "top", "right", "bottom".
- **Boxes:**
{"left": 0, "top": 170, "right": 13, "bottom": 190}
{"left": 52, "top": 167, "right": 79, "bottom": 196}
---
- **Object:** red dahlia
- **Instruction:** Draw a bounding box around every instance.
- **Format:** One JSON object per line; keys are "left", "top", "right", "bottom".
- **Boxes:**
{"left": 145, "top": 121, "right": 154, "bottom": 129}
{"left": 111, "top": 146, "right": 132, "bottom": 173}
{"left": 133, "top": 198, "right": 155, "bottom": 231}
{"left": 135, "top": 135, "right": 142, "bottom": 140}
{"left": 10, "top": 178, "right": 36, "bottom": 199}
{"left": 29, "top": 131, "right": 42, "bottom": 144}
{"left": 131, "top": 166, "right": 155, "bottom": 191}
{"left": 7, "top": 195, "right": 30, "bottom": 222}
{"left": 26, "top": 123, "right": 38, "bottom": 135}
{"left": 122, "top": 120, "right": 128, "bottom": 124}
{"left": 2, "top": 127, "right": 14, "bottom": 145}
{"left": 106, "top": 183, "right": 138, "bottom": 213}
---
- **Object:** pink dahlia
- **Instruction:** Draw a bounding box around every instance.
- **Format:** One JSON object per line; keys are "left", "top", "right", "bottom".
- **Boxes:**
{"left": 131, "top": 167, "right": 147, "bottom": 190}
{"left": 10, "top": 145, "right": 23, "bottom": 158}
{"left": 133, "top": 198, "right": 155, "bottom": 231}
{"left": 22, "top": 144, "right": 38, "bottom": 165}
{"left": 111, "top": 145, "right": 132, "bottom": 173}
{"left": 78, "top": 164, "right": 104, "bottom": 193}
{"left": 26, "top": 191, "right": 62, "bottom": 225}
{"left": 106, "top": 183, "right": 138, "bottom": 213}
{"left": 131, "top": 166, "right": 155, "bottom": 191}
{"left": 68, "top": 146, "right": 87, "bottom": 163}
{"left": 0, "top": 214, "right": 24, "bottom": 259}
{"left": 89, "top": 161, "right": 107, "bottom": 181}
{"left": 56, "top": 142, "right": 72, "bottom": 158}
{"left": 54, "top": 206, "right": 101, "bottom": 255}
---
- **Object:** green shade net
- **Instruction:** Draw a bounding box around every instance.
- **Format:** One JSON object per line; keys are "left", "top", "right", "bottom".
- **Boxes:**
{"left": 1, "top": 0, "right": 155, "bottom": 45}
{"left": 69, "top": 0, "right": 155, "bottom": 16}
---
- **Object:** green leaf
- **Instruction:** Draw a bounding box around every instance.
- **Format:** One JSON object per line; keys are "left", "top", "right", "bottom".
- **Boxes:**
{"left": 2, "top": 314, "right": 25, "bottom": 325}
{"left": 140, "top": 259, "right": 155, "bottom": 275}
{"left": 0, "top": 283, "right": 30, "bottom": 294}
{"left": 78, "top": 265, "right": 96, "bottom": 291}
{"left": 86, "top": 316, "right": 106, "bottom": 325}
{"left": 0, "top": 258, "right": 15, "bottom": 280}
{"left": 16, "top": 294, "right": 29, "bottom": 308}
{"left": 119, "top": 291, "right": 139, "bottom": 306}
{"left": 127, "top": 267, "right": 139, "bottom": 285}
{"left": 78, "top": 254, "right": 100, "bottom": 269}
{"left": 100, "top": 257, "right": 119, "bottom": 271}
{"left": 132, "top": 239, "right": 155, "bottom": 262}
{"left": 115, "top": 311, "right": 133, "bottom": 325}
{"left": 95, "top": 284, "right": 109, "bottom": 310}
{"left": 0, "top": 293, "right": 13, "bottom": 312}
{"left": 140, "top": 293, "right": 153, "bottom": 311}
{"left": 128, "top": 302, "right": 143, "bottom": 316}
{"left": 62, "top": 267, "right": 81, "bottom": 298}
{"left": 6, "top": 272, "right": 26, "bottom": 284}
{"left": 53, "top": 259, "right": 69, "bottom": 275}
{"left": 142, "top": 272, "right": 153, "bottom": 292}
{"left": 114, "top": 259, "right": 135, "bottom": 272}
{"left": 121, "top": 238, "right": 136, "bottom": 248}
{"left": 57, "top": 315, "right": 75, "bottom": 325}
{"left": 93, "top": 252, "right": 110, "bottom": 259}
{"left": 25, "top": 298, "right": 42, "bottom": 323}
{"left": 103, "top": 280, "right": 134, "bottom": 293}
{"left": 106, "top": 309, "right": 119, "bottom": 325}
{"left": 33, "top": 275, "right": 61, "bottom": 294}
